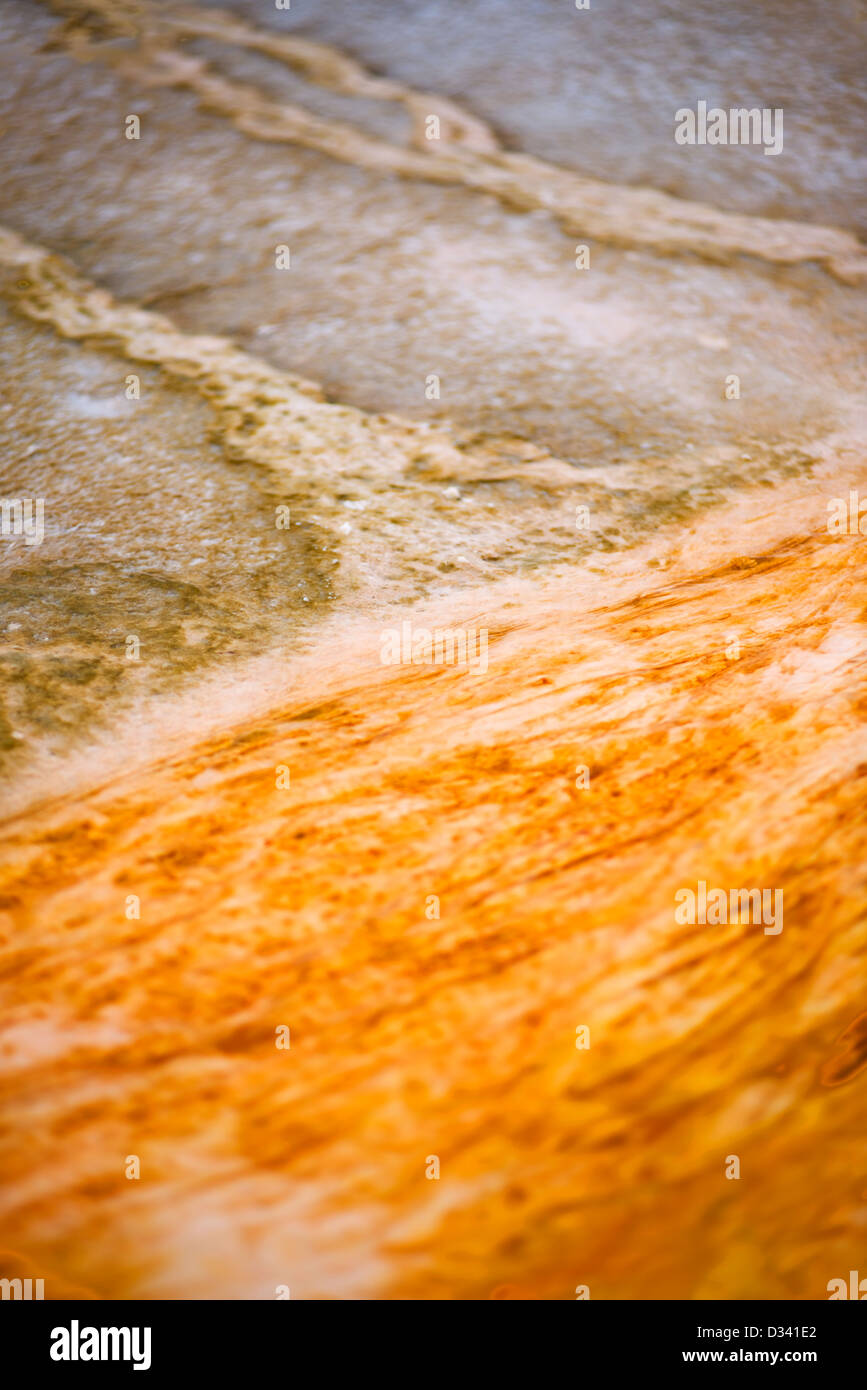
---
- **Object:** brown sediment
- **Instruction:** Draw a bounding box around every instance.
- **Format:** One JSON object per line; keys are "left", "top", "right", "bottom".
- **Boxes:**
{"left": 42, "top": 0, "right": 867, "bottom": 281}
{"left": 0, "top": 472, "right": 865, "bottom": 1299}
{"left": 1, "top": 222, "right": 844, "bottom": 780}
{"left": 0, "top": 222, "right": 593, "bottom": 598}
{"left": 0, "top": 224, "right": 843, "bottom": 599}
{"left": 0, "top": 229, "right": 584, "bottom": 497}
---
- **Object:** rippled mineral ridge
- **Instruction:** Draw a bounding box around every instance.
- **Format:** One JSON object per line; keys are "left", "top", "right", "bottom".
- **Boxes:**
{"left": 0, "top": 0, "right": 865, "bottom": 1301}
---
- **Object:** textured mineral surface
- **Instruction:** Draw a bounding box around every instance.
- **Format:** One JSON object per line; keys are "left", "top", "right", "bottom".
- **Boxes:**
{"left": 0, "top": 0, "right": 865, "bottom": 1300}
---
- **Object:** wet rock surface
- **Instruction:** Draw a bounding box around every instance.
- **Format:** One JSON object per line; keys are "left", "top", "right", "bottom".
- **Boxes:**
{"left": 0, "top": 0, "right": 865, "bottom": 1302}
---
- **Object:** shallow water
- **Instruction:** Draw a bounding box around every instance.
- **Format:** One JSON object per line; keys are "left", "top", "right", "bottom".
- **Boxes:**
{"left": 2, "top": 0, "right": 865, "bottom": 766}
{"left": 0, "top": 0, "right": 865, "bottom": 1302}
